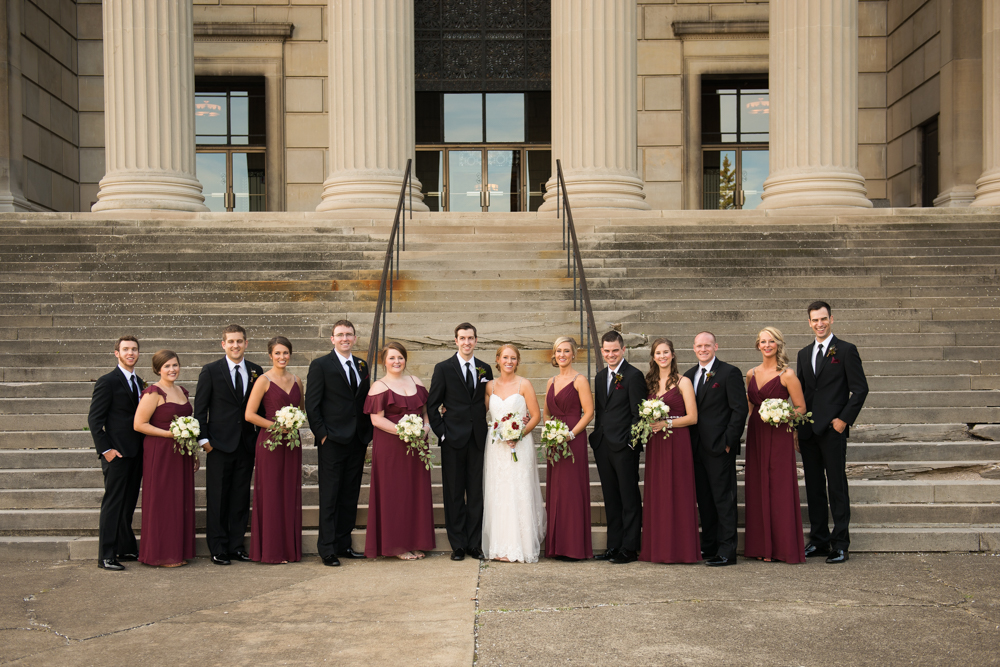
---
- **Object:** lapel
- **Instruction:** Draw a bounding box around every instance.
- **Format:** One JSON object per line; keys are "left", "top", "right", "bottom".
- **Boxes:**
{"left": 801, "top": 345, "right": 817, "bottom": 385}
{"left": 350, "top": 355, "right": 367, "bottom": 396}
{"left": 695, "top": 361, "right": 714, "bottom": 406}
{"left": 453, "top": 355, "right": 474, "bottom": 399}
{"left": 220, "top": 358, "right": 240, "bottom": 402}
{"left": 815, "top": 336, "right": 837, "bottom": 380}
{"left": 117, "top": 368, "right": 138, "bottom": 407}
{"left": 605, "top": 363, "right": 622, "bottom": 402}
{"left": 328, "top": 351, "right": 352, "bottom": 391}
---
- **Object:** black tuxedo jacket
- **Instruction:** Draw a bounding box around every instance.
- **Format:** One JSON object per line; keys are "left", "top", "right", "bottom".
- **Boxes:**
{"left": 427, "top": 355, "right": 493, "bottom": 449}
{"left": 193, "top": 357, "right": 265, "bottom": 454}
{"left": 796, "top": 335, "right": 869, "bottom": 438}
{"left": 684, "top": 359, "right": 748, "bottom": 456}
{"left": 304, "top": 351, "right": 373, "bottom": 446}
{"left": 88, "top": 368, "right": 146, "bottom": 458}
{"left": 589, "top": 360, "right": 646, "bottom": 453}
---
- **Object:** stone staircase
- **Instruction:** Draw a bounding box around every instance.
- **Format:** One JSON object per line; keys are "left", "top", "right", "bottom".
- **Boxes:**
{"left": 0, "top": 209, "right": 998, "bottom": 560}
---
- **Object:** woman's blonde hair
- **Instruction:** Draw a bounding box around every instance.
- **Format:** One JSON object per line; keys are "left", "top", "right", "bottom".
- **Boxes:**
{"left": 495, "top": 343, "right": 521, "bottom": 372}
{"left": 550, "top": 336, "right": 578, "bottom": 367}
{"left": 756, "top": 326, "right": 790, "bottom": 373}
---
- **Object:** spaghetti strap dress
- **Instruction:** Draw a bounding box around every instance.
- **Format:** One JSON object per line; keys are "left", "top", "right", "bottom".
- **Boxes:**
{"left": 543, "top": 379, "right": 593, "bottom": 559}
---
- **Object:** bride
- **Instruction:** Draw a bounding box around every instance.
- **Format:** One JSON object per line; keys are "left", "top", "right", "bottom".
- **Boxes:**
{"left": 482, "top": 343, "right": 546, "bottom": 562}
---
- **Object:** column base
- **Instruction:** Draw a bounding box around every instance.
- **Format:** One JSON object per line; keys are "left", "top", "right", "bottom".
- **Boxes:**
{"left": 971, "top": 168, "right": 1000, "bottom": 207}
{"left": 538, "top": 169, "right": 650, "bottom": 212}
{"left": 92, "top": 172, "right": 209, "bottom": 212}
{"left": 760, "top": 168, "right": 873, "bottom": 209}
{"left": 316, "top": 169, "right": 429, "bottom": 213}
{"left": 933, "top": 186, "right": 977, "bottom": 207}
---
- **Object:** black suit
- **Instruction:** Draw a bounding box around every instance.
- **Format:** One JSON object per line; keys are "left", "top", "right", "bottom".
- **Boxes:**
{"left": 427, "top": 354, "right": 493, "bottom": 551}
{"left": 193, "top": 357, "right": 264, "bottom": 557}
{"left": 796, "top": 335, "right": 869, "bottom": 551}
{"left": 88, "top": 367, "right": 145, "bottom": 561}
{"left": 589, "top": 361, "right": 645, "bottom": 553}
{"left": 305, "top": 351, "right": 372, "bottom": 558}
{"left": 684, "top": 359, "right": 748, "bottom": 560}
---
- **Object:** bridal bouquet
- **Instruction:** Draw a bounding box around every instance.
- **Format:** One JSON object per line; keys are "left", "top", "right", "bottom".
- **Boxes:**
{"left": 629, "top": 398, "right": 671, "bottom": 449}
{"left": 264, "top": 405, "right": 307, "bottom": 451}
{"left": 169, "top": 415, "right": 200, "bottom": 456}
{"left": 492, "top": 412, "right": 523, "bottom": 462}
{"left": 396, "top": 413, "right": 433, "bottom": 470}
{"left": 539, "top": 418, "right": 575, "bottom": 464}
{"left": 758, "top": 398, "right": 813, "bottom": 432}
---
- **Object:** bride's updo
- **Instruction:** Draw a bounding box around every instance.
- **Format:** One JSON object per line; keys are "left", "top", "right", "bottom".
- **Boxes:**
{"left": 494, "top": 343, "right": 521, "bottom": 372}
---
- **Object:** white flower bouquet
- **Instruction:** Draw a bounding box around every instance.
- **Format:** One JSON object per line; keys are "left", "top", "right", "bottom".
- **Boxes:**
{"left": 395, "top": 413, "right": 433, "bottom": 470}
{"left": 758, "top": 398, "right": 813, "bottom": 432}
{"left": 492, "top": 412, "right": 523, "bottom": 462}
{"left": 264, "top": 405, "right": 307, "bottom": 451}
{"left": 539, "top": 418, "right": 575, "bottom": 464}
{"left": 169, "top": 415, "right": 200, "bottom": 456}
{"left": 629, "top": 398, "right": 671, "bottom": 449}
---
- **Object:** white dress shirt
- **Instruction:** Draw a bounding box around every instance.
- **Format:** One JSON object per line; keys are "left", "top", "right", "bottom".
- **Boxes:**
{"left": 694, "top": 357, "right": 716, "bottom": 395}
{"left": 606, "top": 359, "right": 624, "bottom": 394}
{"left": 336, "top": 350, "right": 359, "bottom": 385}
{"left": 456, "top": 351, "right": 478, "bottom": 384}
{"left": 227, "top": 357, "right": 249, "bottom": 395}
{"left": 812, "top": 333, "right": 834, "bottom": 374}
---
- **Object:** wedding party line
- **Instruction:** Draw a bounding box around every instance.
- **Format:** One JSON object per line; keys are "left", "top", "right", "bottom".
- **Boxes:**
{"left": 89, "top": 300, "right": 868, "bottom": 570}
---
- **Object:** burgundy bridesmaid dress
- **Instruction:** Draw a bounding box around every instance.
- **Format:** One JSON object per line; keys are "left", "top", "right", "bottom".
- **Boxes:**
{"left": 744, "top": 374, "right": 806, "bottom": 563}
{"left": 250, "top": 380, "right": 303, "bottom": 563}
{"left": 639, "top": 386, "right": 701, "bottom": 564}
{"left": 363, "top": 386, "right": 436, "bottom": 557}
{"left": 543, "top": 379, "right": 593, "bottom": 559}
{"left": 138, "top": 386, "right": 196, "bottom": 566}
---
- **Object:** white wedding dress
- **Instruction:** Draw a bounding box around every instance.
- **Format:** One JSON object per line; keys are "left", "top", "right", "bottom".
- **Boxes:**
{"left": 482, "top": 388, "right": 546, "bottom": 563}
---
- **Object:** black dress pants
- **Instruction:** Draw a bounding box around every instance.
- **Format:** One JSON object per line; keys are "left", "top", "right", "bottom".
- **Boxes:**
{"left": 593, "top": 443, "right": 642, "bottom": 552}
{"left": 98, "top": 454, "right": 142, "bottom": 560}
{"left": 800, "top": 426, "right": 851, "bottom": 551}
{"left": 440, "top": 438, "right": 485, "bottom": 551}
{"left": 316, "top": 437, "right": 367, "bottom": 558}
{"left": 692, "top": 444, "right": 738, "bottom": 559}
{"left": 205, "top": 442, "right": 255, "bottom": 557}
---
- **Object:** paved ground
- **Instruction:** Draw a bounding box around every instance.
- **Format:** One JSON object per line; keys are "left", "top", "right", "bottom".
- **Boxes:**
{"left": 3, "top": 553, "right": 999, "bottom": 666}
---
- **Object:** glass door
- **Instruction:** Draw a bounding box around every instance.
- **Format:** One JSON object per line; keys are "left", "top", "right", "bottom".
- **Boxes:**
{"left": 417, "top": 147, "right": 549, "bottom": 212}
{"left": 448, "top": 150, "right": 484, "bottom": 212}
{"left": 485, "top": 150, "right": 520, "bottom": 212}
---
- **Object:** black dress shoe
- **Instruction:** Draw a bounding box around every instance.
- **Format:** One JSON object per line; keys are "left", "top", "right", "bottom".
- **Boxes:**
{"left": 98, "top": 558, "right": 124, "bottom": 570}
{"left": 593, "top": 548, "right": 617, "bottom": 561}
{"left": 229, "top": 550, "right": 251, "bottom": 562}
{"left": 336, "top": 547, "right": 366, "bottom": 559}
{"left": 804, "top": 544, "right": 831, "bottom": 558}
{"left": 322, "top": 554, "right": 341, "bottom": 567}
{"left": 466, "top": 547, "right": 485, "bottom": 560}
{"left": 116, "top": 553, "right": 138, "bottom": 562}
{"left": 211, "top": 554, "right": 232, "bottom": 566}
{"left": 701, "top": 551, "right": 716, "bottom": 561}
{"left": 825, "top": 549, "right": 849, "bottom": 564}
{"left": 609, "top": 549, "right": 638, "bottom": 564}
{"left": 450, "top": 548, "right": 466, "bottom": 561}
{"left": 706, "top": 555, "right": 737, "bottom": 567}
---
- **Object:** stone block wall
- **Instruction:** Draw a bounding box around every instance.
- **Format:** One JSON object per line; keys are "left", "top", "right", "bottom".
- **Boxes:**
{"left": 21, "top": 0, "right": 80, "bottom": 211}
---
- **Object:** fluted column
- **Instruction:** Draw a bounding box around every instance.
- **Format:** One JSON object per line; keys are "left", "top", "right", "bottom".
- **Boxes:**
{"left": 760, "top": 0, "right": 872, "bottom": 209}
{"left": 540, "top": 0, "right": 649, "bottom": 211}
{"left": 93, "top": 0, "right": 207, "bottom": 212}
{"left": 972, "top": 2, "right": 1000, "bottom": 206}
{"left": 317, "top": 0, "right": 426, "bottom": 212}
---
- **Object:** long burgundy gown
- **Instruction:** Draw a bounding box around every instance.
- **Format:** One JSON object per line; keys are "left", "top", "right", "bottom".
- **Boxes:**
{"left": 639, "top": 386, "right": 701, "bottom": 564}
{"left": 250, "top": 380, "right": 303, "bottom": 563}
{"left": 363, "top": 386, "right": 436, "bottom": 557}
{"left": 543, "top": 380, "right": 593, "bottom": 559}
{"left": 138, "top": 385, "right": 196, "bottom": 566}
{"left": 744, "top": 374, "right": 806, "bottom": 563}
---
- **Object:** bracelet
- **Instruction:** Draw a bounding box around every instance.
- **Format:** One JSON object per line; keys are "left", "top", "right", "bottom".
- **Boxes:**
{"left": 666, "top": 418, "right": 673, "bottom": 430}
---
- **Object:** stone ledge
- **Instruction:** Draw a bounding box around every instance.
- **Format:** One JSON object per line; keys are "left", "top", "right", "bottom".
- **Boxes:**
{"left": 672, "top": 20, "right": 768, "bottom": 40}
{"left": 194, "top": 22, "right": 294, "bottom": 42}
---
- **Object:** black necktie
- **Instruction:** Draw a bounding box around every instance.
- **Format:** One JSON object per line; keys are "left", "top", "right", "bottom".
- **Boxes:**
{"left": 465, "top": 362, "right": 476, "bottom": 396}
{"left": 347, "top": 360, "right": 358, "bottom": 393}
{"left": 234, "top": 366, "right": 244, "bottom": 397}
{"left": 130, "top": 375, "right": 140, "bottom": 404}
{"left": 815, "top": 344, "right": 824, "bottom": 374}
{"left": 698, "top": 367, "right": 706, "bottom": 395}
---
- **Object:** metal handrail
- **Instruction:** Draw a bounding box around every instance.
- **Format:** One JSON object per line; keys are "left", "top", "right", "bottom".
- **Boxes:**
{"left": 366, "top": 159, "right": 413, "bottom": 380}
{"left": 555, "top": 159, "right": 603, "bottom": 376}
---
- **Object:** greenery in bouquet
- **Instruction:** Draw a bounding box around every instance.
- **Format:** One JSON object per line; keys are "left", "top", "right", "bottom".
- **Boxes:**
{"left": 396, "top": 413, "right": 434, "bottom": 470}
{"left": 169, "top": 415, "right": 200, "bottom": 456}
{"left": 492, "top": 412, "right": 523, "bottom": 462}
{"left": 539, "top": 418, "right": 575, "bottom": 464}
{"left": 264, "top": 405, "right": 307, "bottom": 451}
{"left": 758, "top": 398, "right": 813, "bottom": 432}
{"left": 629, "top": 398, "right": 671, "bottom": 449}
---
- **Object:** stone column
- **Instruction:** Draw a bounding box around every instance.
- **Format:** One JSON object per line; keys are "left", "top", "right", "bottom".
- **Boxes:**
{"left": 540, "top": 0, "right": 649, "bottom": 211}
{"left": 317, "top": 0, "right": 426, "bottom": 212}
{"left": 93, "top": 0, "right": 207, "bottom": 212}
{"left": 760, "top": 0, "right": 872, "bottom": 209}
{"left": 972, "top": 2, "right": 1000, "bottom": 206}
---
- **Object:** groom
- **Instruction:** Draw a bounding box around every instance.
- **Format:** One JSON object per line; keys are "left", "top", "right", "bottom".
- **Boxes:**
{"left": 427, "top": 323, "right": 492, "bottom": 561}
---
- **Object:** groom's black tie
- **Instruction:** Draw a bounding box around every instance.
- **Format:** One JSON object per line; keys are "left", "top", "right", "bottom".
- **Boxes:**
{"left": 129, "top": 375, "right": 140, "bottom": 405}
{"left": 234, "top": 366, "right": 244, "bottom": 398}
{"left": 465, "top": 362, "right": 476, "bottom": 396}
{"left": 815, "top": 343, "right": 824, "bottom": 374}
{"left": 346, "top": 360, "right": 358, "bottom": 393}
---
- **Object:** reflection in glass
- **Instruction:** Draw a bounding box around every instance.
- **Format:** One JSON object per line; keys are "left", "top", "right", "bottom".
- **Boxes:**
{"left": 526, "top": 150, "right": 551, "bottom": 211}
{"left": 703, "top": 150, "right": 737, "bottom": 210}
{"left": 196, "top": 153, "right": 227, "bottom": 212}
{"left": 740, "top": 90, "right": 769, "bottom": 142}
{"left": 740, "top": 150, "right": 768, "bottom": 210}
{"left": 232, "top": 152, "right": 266, "bottom": 212}
{"left": 230, "top": 95, "right": 249, "bottom": 144}
{"left": 485, "top": 94, "right": 525, "bottom": 142}
{"left": 449, "top": 150, "right": 483, "bottom": 212}
{"left": 415, "top": 151, "right": 444, "bottom": 212}
{"left": 444, "top": 94, "right": 483, "bottom": 142}
{"left": 487, "top": 150, "right": 520, "bottom": 212}
{"left": 195, "top": 93, "right": 228, "bottom": 144}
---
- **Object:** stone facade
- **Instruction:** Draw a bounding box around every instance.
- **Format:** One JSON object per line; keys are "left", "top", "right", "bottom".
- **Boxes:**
{"left": 0, "top": 0, "right": 993, "bottom": 212}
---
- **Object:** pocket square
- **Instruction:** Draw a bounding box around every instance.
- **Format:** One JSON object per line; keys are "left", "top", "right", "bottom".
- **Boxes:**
{"left": 830, "top": 358, "right": 840, "bottom": 364}
{"left": 711, "top": 382, "right": 721, "bottom": 389}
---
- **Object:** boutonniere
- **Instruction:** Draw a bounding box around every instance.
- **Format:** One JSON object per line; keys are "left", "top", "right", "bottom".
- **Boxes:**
{"left": 613, "top": 372, "right": 623, "bottom": 390}
{"left": 476, "top": 367, "right": 487, "bottom": 380}
{"left": 826, "top": 345, "right": 837, "bottom": 358}
{"left": 357, "top": 359, "right": 367, "bottom": 374}
{"left": 250, "top": 370, "right": 259, "bottom": 382}
{"left": 705, "top": 371, "right": 716, "bottom": 382}
{"left": 140, "top": 379, "right": 148, "bottom": 390}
